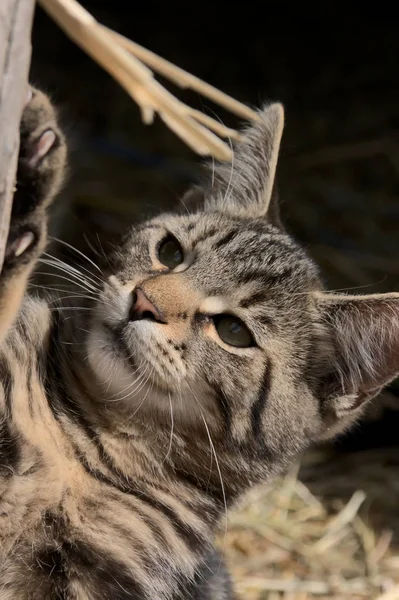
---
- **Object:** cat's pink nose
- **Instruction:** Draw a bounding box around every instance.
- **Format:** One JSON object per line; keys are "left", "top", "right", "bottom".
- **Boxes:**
{"left": 129, "top": 288, "right": 166, "bottom": 323}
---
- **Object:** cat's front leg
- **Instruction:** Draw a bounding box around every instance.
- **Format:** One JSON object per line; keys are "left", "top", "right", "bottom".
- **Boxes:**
{"left": 0, "top": 87, "right": 66, "bottom": 343}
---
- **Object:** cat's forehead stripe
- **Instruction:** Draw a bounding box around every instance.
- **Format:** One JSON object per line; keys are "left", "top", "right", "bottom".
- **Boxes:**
{"left": 188, "top": 223, "right": 295, "bottom": 257}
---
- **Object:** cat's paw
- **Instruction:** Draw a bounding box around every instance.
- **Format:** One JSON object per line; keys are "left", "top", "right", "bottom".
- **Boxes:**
{"left": 13, "top": 87, "right": 67, "bottom": 219}
{"left": 3, "top": 88, "right": 67, "bottom": 269}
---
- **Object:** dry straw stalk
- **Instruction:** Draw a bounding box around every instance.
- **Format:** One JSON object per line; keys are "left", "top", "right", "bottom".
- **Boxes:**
{"left": 37, "top": 0, "right": 260, "bottom": 161}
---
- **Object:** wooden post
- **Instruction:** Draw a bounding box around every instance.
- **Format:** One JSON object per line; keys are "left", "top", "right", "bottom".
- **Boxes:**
{"left": 0, "top": 0, "right": 35, "bottom": 272}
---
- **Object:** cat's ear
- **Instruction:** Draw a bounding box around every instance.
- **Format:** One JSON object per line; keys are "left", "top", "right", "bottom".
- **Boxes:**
{"left": 267, "top": 179, "right": 284, "bottom": 230}
{"left": 203, "top": 103, "right": 284, "bottom": 221}
{"left": 314, "top": 292, "right": 399, "bottom": 436}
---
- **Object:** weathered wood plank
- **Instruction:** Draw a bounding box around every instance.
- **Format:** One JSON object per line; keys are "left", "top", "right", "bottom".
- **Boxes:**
{"left": 0, "top": 0, "right": 35, "bottom": 271}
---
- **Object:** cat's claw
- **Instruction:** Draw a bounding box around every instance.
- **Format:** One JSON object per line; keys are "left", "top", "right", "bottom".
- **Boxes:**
{"left": 27, "top": 129, "right": 57, "bottom": 168}
{"left": 5, "top": 232, "right": 35, "bottom": 260}
{"left": 25, "top": 87, "right": 33, "bottom": 107}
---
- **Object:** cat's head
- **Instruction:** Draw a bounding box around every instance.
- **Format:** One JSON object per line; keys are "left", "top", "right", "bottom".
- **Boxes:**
{"left": 86, "top": 104, "right": 399, "bottom": 489}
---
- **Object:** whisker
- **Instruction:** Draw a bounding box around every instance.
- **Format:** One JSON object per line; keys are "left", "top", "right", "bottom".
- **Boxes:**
{"left": 49, "top": 295, "right": 97, "bottom": 304}
{"left": 35, "top": 271, "right": 98, "bottom": 294}
{"left": 39, "top": 259, "right": 101, "bottom": 291}
{"left": 127, "top": 368, "right": 155, "bottom": 417}
{"left": 49, "top": 236, "right": 103, "bottom": 274}
{"left": 186, "top": 381, "right": 228, "bottom": 556}
{"left": 108, "top": 361, "right": 149, "bottom": 401}
{"left": 221, "top": 134, "right": 235, "bottom": 208}
{"left": 39, "top": 257, "right": 100, "bottom": 282}
{"left": 42, "top": 253, "right": 104, "bottom": 286}
{"left": 29, "top": 283, "right": 96, "bottom": 298}
{"left": 96, "top": 233, "right": 113, "bottom": 270}
{"left": 163, "top": 392, "right": 174, "bottom": 462}
{"left": 130, "top": 367, "right": 153, "bottom": 400}
{"left": 49, "top": 307, "right": 92, "bottom": 312}
{"left": 83, "top": 233, "right": 102, "bottom": 258}
{"left": 200, "top": 411, "right": 228, "bottom": 553}
{"left": 178, "top": 195, "right": 190, "bottom": 215}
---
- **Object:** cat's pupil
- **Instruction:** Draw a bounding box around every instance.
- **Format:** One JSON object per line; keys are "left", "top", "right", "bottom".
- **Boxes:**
{"left": 158, "top": 237, "right": 184, "bottom": 268}
{"left": 213, "top": 315, "right": 254, "bottom": 348}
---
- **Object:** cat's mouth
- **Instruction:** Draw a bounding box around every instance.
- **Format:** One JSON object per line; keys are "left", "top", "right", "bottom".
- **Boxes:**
{"left": 90, "top": 316, "right": 186, "bottom": 399}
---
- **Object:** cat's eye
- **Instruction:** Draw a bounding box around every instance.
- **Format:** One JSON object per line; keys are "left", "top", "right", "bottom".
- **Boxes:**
{"left": 212, "top": 314, "right": 254, "bottom": 348}
{"left": 158, "top": 236, "right": 184, "bottom": 269}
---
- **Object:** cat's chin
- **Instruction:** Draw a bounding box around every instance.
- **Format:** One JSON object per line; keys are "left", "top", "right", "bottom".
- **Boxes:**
{"left": 84, "top": 322, "right": 211, "bottom": 425}
{"left": 85, "top": 319, "right": 182, "bottom": 404}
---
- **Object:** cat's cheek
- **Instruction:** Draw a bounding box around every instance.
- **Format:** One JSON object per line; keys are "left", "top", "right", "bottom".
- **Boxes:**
{"left": 85, "top": 326, "right": 133, "bottom": 395}
{"left": 96, "top": 280, "right": 132, "bottom": 325}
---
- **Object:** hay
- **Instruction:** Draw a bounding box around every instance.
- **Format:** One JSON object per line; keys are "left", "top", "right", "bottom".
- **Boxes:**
{"left": 37, "top": 0, "right": 259, "bottom": 161}
{"left": 218, "top": 448, "right": 399, "bottom": 600}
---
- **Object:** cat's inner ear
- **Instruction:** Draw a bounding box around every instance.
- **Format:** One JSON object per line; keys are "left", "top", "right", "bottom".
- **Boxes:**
{"left": 315, "top": 292, "right": 399, "bottom": 429}
{"left": 203, "top": 103, "right": 284, "bottom": 220}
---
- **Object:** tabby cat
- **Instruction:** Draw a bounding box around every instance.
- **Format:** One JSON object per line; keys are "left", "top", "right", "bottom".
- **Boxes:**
{"left": 1, "top": 87, "right": 399, "bottom": 600}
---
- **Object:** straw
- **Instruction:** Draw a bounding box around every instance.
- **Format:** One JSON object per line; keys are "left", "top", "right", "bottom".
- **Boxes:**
{"left": 37, "top": 0, "right": 260, "bottom": 161}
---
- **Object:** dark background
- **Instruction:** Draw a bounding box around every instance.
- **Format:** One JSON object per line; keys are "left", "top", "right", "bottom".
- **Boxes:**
{"left": 31, "top": 1, "right": 399, "bottom": 437}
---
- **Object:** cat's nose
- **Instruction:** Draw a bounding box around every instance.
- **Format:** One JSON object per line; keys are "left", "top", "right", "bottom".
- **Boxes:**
{"left": 129, "top": 288, "right": 166, "bottom": 323}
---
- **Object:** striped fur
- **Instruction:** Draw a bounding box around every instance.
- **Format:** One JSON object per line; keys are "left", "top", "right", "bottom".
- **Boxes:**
{"left": 1, "top": 88, "right": 399, "bottom": 599}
